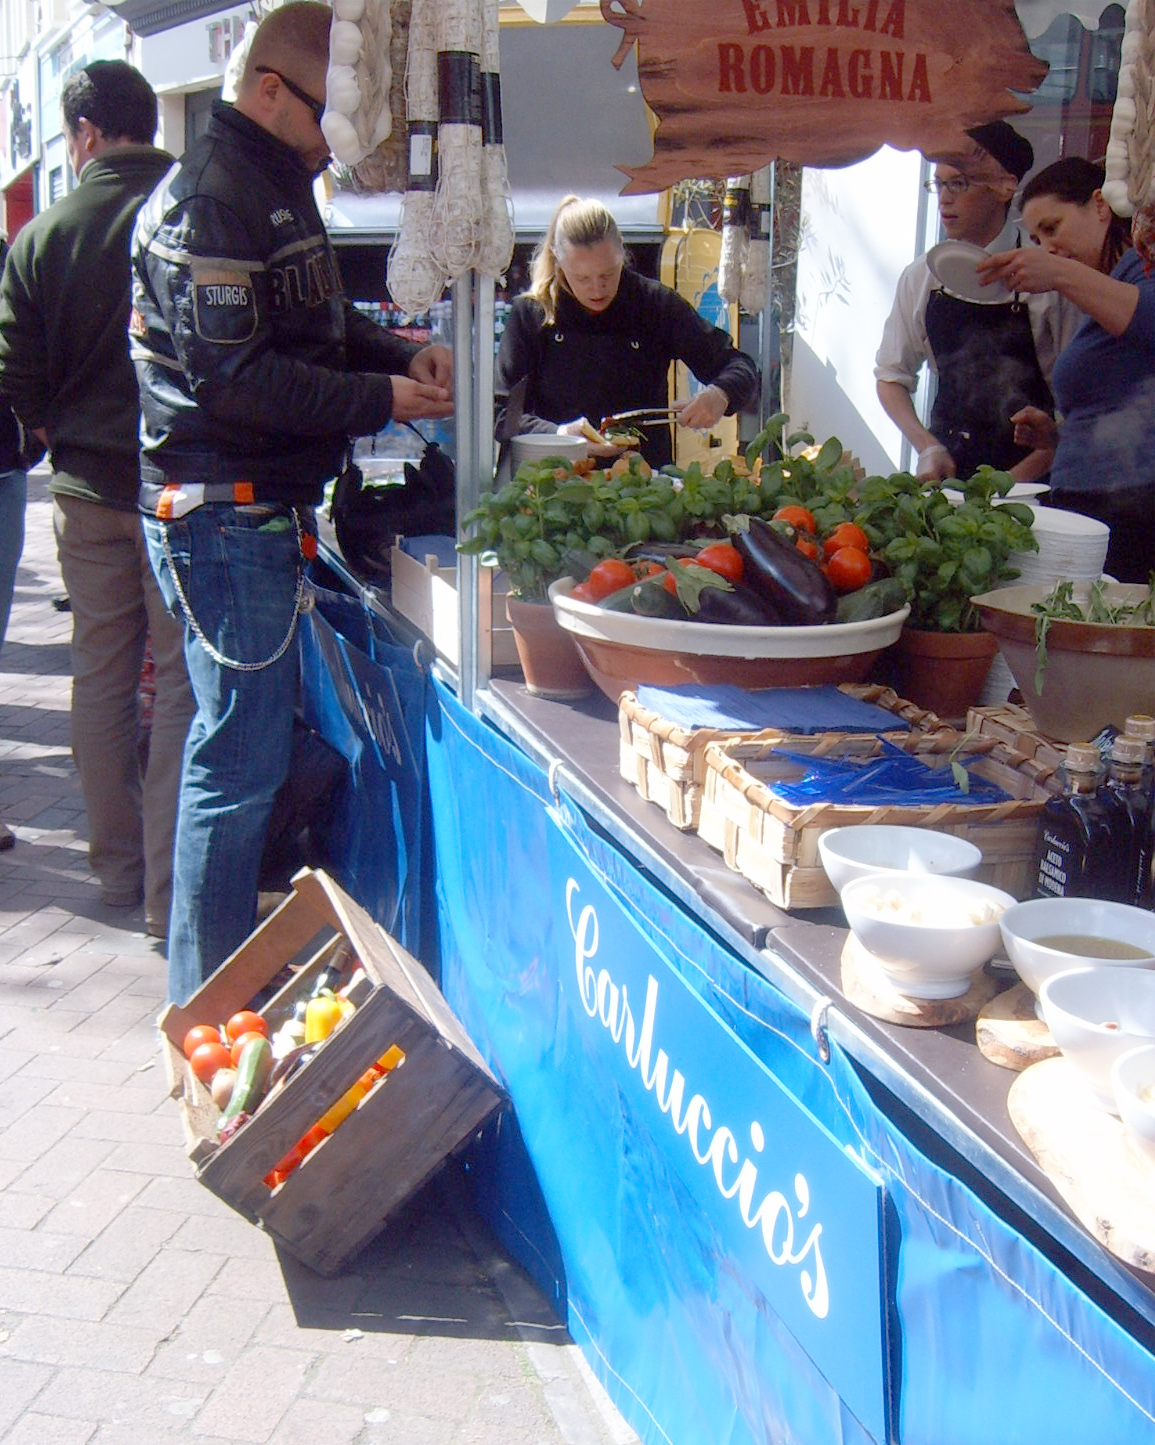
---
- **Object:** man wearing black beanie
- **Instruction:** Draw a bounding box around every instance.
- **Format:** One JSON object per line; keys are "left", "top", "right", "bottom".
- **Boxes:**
{"left": 875, "top": 120, "right": 1082, "bottom": 483}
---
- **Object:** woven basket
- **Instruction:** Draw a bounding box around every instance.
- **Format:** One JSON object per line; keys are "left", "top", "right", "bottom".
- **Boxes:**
{"left": 696, "top": 731, "right": 1059, "bottom": 911}
{"left": 964, "top": 704, "right": 1067, "bottom": 777}
{"left": 618, "top": 683, "right": 956, "bottom": 831}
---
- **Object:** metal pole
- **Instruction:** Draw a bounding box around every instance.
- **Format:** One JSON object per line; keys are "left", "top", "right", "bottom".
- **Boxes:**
{"left": 452, "top": 272, "right": 479, "bottom": 709}
{"left": 471, "top": 272, "right": 495, "bottom": 700}
{"left": 758, "top": 162, "right": 779, "bottom": 429}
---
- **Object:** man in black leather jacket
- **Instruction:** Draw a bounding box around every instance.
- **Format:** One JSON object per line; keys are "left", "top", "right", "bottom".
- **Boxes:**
{"left": 131, "top": 1, "right": 453, "bottom": 1002}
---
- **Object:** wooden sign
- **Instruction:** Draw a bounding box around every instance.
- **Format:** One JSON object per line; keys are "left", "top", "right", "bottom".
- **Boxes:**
{"left": 600, "top": 0, "right": 1047, "bottom": 192}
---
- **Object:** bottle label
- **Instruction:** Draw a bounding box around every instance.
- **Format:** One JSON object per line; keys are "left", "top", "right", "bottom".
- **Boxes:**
{"left": 1035, "top": 825, "right": 1071, "bottom": 897}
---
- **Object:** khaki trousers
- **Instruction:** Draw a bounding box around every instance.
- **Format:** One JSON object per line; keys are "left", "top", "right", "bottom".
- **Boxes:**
{"left": 53, "top": 495, "right": 193, "bottom": 929}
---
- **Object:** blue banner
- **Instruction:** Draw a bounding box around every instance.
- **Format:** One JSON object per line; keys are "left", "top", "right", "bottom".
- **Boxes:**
{"left": 423, "top": 678, "right": 1155, "bottom": 1445}
{"left": 298, "top": 605, "right": 427, "bottom": 954}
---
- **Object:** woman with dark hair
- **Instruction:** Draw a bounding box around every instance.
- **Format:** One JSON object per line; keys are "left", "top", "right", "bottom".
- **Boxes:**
{"left": 494, "top": 195, "right": 758, "bottom": 469}
{"left": 978, "top": 157, "right": 1155, "bottom": 581}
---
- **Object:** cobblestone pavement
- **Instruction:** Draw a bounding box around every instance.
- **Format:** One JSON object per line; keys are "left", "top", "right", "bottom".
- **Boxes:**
{"left": 0, "top": 471, "right": 638, "bottom": 1445}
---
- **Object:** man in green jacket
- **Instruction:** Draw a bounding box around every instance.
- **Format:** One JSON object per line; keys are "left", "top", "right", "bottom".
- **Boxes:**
{"left": 0, "top": 61, "right": 193, "bottom": 936}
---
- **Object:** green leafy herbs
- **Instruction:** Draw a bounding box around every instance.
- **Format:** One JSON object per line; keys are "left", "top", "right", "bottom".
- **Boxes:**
{"left": 1031, "top": 575, "right": 1155, "bottom": 692}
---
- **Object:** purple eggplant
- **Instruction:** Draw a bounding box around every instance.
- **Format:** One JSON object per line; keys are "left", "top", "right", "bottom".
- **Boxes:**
{"left": 731, "top": 517, "right": 837, "bottom": 625}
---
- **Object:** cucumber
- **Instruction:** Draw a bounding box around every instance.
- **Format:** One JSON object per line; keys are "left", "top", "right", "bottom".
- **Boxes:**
{"left": 835, "top": 576, "right": 907, "bottom": 624}
{"left": 630, "top": 577, "right": 684, "bottom": 618}
{"left": 218, "top": 1034, "right": 273, "bottom": 1130}
{"left": 598, "top": 582, "right": 640, "bottom": 612}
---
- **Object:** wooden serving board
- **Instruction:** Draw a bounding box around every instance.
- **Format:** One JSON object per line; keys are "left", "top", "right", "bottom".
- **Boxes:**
{"left": 1008, "top": 1055, "right": 1155, "bottom": 1274}
{"left": 840, "top": 932, "right": 999, "bottom": 1028}
{"left": 976, "top": 980, "right": 1060, "bottom": 1071}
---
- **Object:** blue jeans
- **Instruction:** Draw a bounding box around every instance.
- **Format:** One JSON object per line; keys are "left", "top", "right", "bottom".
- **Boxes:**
{"left": 0, "top": 467, "right": 27, "bottom": 645}
{"left": 143, "top": 503, "right": 306, "bottom": 1005}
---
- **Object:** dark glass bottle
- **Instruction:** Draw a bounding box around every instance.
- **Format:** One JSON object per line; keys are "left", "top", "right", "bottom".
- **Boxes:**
{"left": 1032, "top": 742, "right": 1124, "bottom": 901}
{"left": 1124, "top": 715, "right": 1155, "bottom": 906}
{"left": 1100, "top": 735, "right": 1151, "bottom": 907}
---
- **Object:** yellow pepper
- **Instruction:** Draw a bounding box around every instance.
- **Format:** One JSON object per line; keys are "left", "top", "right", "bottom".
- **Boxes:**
{"left": 304, "top": 992, "right": 343, "bottom": 1044}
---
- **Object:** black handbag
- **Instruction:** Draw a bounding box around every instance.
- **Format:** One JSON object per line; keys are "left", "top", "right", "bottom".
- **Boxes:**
{"left": 331, "top": 431, "right": 456, "bottom": 585}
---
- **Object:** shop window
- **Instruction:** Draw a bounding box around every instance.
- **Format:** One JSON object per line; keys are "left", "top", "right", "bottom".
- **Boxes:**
{"left": 47, "top": 166, "right": 64, "bottom": 205}
{"left": 1015, "top": 4, "right": 1125, "bottom": 168}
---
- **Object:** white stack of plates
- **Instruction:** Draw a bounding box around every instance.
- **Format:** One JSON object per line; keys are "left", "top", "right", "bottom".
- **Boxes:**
{"left": 980, "top": 504, "right": 1112, "bottom": 705}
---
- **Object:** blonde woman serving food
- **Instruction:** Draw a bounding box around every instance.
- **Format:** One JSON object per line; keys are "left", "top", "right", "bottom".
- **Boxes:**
{"left": 495, "top": 195, "right": 759, "bottom": 470}
{"left": 977, "top": 157, "right": 1155, "bottom": 582}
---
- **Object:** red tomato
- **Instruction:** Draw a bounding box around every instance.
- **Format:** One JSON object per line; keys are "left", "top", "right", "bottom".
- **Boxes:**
{"left": 183, "top": 1023, "right": 222, "bottom": 1060}
{"left": 822, "top": 522, "right": 870, "bottom": 557}
{"left": 661, "top": 558, "right": 695, "bottom": 594}
{"left": 585, "top": 557, "right": 636, "bottom": 601}
{"left": 189, "top": 1040, "right": 233, "bottom": 1084}
{"left": 229, "top": 1031, "right": 267, "bottom": 1067}
{"left": 795, "top": 535, "right": 821, "bottom": 562}
{"left": 225, "top": 1010, "right": 268, "bottom": 1043}
{"left": 773, "top": 504, "right": 816, "bottom": 533}
{"left": 825, "top": 546, "right": 873, "bottom": 594}
{"left": 568, "top": 581, "right": 598, "bottom": 604}
{"left": 633, "top": 560, "right": 664, "bottom": 579}
{"left": 693, "top": 543, "right": 744, "bottom": 584}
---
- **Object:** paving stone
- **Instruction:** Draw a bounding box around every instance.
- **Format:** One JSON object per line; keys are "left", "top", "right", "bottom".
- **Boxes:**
{"left": 12, "top": 1135, "right": 119, "bottom": 1198}
{"left": 143, "top": 1293, "right": 269, "bottom": 1383}
{"left": 0, "top": 1103, "right": 86, "bottom": 1163}
{"left": 104, "top": 1247, "right": 225, "bottom": 1333}
{"left": 0, "top": 1187, "right": 55, "bottom": 1229}
{"left": 0, "top": 1223, "right": 89, "bottom": 1273}
{"left": 361, "top": 1409, "right": 457, "bottom": 1445}
{"left": 1, "top": 1412, "right": 97, "bottom": 1444}
{"left": 39, "top": 1169, "right": 149, "bottom": 1238}
{"left": 70, "top": 1205, "right": 186, "bottom": 1283}
{"left": 307, "top": 1354, "right": 480, "bottom": 1419}
{"left": 2, "top": 1314, "right": 160, "bottom": 1373}
{"left": 0, "top": 1356, "right": 55, "bottom": 1434}
{"left": 188, "top": 1344, "right": 314, "bottom": 1442}
{"left": 99, "top": 1137, "right": 196, "bottom": 1180}
{"left": 253, "top": 1394, "right": 369, "bottom": 1445}
{"left": 30, "top": 1365, "right": 208, "bottom": 1433}
{"left": 169, "top": 1210, "right": 283, "bottom": 1264}
{"left": 0, "top": 1266, "right": 122, "bottom": 1322}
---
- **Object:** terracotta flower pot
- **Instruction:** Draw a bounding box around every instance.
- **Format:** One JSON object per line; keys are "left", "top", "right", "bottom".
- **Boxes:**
{"left": 505, "top": 595, "right": 594, "bottom": 700}
{"left": 893, "top": 626, "right": 999, "bottom": 721}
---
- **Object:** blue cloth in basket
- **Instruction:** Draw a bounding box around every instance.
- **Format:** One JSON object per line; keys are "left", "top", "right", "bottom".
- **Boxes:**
{"left": 632, "top": 684, "right": 909, "bottom": 735}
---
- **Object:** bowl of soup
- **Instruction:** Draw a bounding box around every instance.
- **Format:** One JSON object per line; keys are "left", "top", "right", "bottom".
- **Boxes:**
{"left": 998, "top": 896, "right": 1155, "bottom": 1000}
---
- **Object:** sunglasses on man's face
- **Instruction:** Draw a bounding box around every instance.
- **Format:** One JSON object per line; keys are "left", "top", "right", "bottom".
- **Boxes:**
{"left": 255, "top": 66, "right": 325, "bottom": 126}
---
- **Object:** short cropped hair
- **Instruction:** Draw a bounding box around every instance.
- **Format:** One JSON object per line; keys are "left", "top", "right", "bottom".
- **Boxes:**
{"left": 244, "top": 2, "right": 333, "bottom": 85}
{"left": 61, "top": 60, "right": 157, "bottom": 145}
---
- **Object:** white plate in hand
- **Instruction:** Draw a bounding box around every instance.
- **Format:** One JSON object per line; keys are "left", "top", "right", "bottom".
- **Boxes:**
{"left": 927, "top": 240, "right": 1014, "bottom": 305}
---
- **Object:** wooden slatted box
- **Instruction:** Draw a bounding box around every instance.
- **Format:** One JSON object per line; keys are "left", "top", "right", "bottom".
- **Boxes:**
{"left": 696, "top": 731, "right": 1059, "bottom": 911}
{"left": 159, "top": 868, "right": 504, "bottom": 1276}
{"left": 619, "top": 684, "right": 958, "bottom": 831}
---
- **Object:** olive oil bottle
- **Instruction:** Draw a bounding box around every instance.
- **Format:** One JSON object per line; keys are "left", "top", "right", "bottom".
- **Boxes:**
{"left": 1032, "top": 742, "right": 1125, "bottom": 901}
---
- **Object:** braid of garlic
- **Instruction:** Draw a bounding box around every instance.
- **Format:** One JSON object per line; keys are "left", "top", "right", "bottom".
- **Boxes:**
{"left": 718, "top": 175, "right": 750, "bottom": 305}
{"left": 477, "top": 0, "right": 514, "bottom": 279}
{"left": 739, "top": 165, "right": 772, "bottom": 316}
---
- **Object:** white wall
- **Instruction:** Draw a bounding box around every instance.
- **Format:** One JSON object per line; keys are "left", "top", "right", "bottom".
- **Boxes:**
{"left": 790, "top": 147, "right": 936, "bottom": 476}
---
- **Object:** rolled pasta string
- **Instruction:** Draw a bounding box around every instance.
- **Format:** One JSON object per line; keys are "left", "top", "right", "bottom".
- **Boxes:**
{"left": 429, "top": 0, "right": 484, "bottom": 278}
{"left": 386, "top": 0, "right": 448, "bottom": 317}
{"left": 477, "top": 0, "right": 514, "bottom": 279}
{"left": 718, "top": 175, "right": 750, "bottom": 305}
{"left": 739, "top": 164, "right": 772, "bottom": 316}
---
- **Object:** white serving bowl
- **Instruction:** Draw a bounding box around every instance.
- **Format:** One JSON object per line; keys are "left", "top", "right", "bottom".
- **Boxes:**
{"left": 818, "top": 825, "right": 982, "bottom": 895}
{"left": 1111, "top": 1044, "right": 1155, "bottom": 1169}
{"left": 548, "top": 577, "right": 909, "bottom": 702}
{"left": 997, "top": 897, "right": 1155, "bottom": 1000}
{"left": 1039, "top": 966, "right": 1155, "bottom": 1111}
{"left": 840, "top": 872, "right": 1016, "bottom": 1000}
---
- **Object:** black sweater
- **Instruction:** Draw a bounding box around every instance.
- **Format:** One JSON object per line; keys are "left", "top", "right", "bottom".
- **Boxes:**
{"left": 494, "top": 268, "right": 759, "bottom": 469}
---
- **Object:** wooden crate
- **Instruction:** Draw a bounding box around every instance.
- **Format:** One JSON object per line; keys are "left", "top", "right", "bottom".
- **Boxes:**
{"left": 389, "top": 542, "right": 520, "bottom": 667}
{"left": 159, "top": 868, "right": 504, "bottom": 1276}
{"left": 965, "top": 703, "right": 1067, "bottom": 776}
{"left": 696, "top": 732, "right": 1060, "bottom": 910}
{"left": 619, "top": 684, "right": 958, "bottom": 831}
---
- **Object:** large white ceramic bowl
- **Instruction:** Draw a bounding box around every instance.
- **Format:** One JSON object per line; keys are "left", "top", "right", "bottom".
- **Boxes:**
{"left": 997, "top": 897, "right": 1155, "bottom": 999}
{"left": 1039, "top": 966, "right": 1155, "bottom": 1111}
{"left": 840, "top": 872, "right": 1016, "bottom": 1000}
{"left": 1111, "top": 1044, "right": 1155, "bottom": 1169}
{"left": 970, "top": 581, "right": 1155, "bottom": 741}
{"left": 548, "top": 577, "right": 909, "bottom": 702}
{"left": 818, "top": 825, "right": 983, "bottom": 895}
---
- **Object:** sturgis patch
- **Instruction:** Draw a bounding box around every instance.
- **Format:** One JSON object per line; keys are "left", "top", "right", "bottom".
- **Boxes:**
{"left": 192, "top": 265, "right": 257, "bottom": 343}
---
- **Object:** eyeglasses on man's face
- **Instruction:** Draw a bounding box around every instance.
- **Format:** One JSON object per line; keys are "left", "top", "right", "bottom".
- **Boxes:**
{"left": 924, "top": 176, "right": 987, "bottom": 198}
{"left": 255, "top": 66, "right": 325, "bottom": 126}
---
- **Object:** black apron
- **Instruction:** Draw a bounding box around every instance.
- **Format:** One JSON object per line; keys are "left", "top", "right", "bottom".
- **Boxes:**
{"left": 925, "top": 287, "right": 1053, "bottom": 478}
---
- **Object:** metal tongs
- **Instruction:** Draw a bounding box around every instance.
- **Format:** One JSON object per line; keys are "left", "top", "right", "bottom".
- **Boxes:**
{"left": 599, "top": 407, "right": 680, "bottom": 432}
